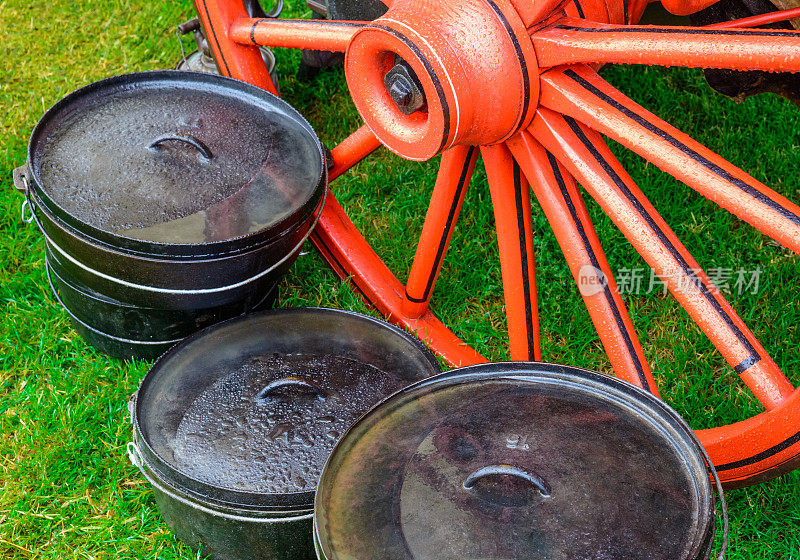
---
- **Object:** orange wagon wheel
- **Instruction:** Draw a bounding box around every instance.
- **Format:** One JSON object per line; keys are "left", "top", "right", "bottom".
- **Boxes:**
{"left": 193, "top": 0, "right": 800, "bottom": 487}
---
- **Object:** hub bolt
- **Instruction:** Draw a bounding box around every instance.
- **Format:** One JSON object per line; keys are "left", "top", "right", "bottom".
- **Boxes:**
{"left": 384, "top": 61, "right": 426, "bottom": 115}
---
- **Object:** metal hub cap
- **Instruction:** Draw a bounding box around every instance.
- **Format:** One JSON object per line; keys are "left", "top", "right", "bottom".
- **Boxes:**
{"left": 344, "top": 0, "right": 540, "bottom": 160}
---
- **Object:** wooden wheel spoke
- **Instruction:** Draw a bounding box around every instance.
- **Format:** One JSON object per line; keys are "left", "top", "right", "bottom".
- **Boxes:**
{"left": 329, "top": 125, "right": 382, "bottom": 182}
{"left": 481, "top": 144, "right": 541, "bottom": 361}
{"left": 531, "top": 16, "right": 800, "bottom": 72}
{"left": 508, "top": 130, "right": 658, "bottom": 394}
{"left": 540, "top": 65, "right": 800, "bottom": 254}
{"left": 314, "top": 132, "right": 485, "bottom": 367}
{"left": 230, "top": 17, "right": 365, "bottom": 51}
{"left": 530, "top": 108, "right": 795, "bottom": 409}
{"left": 311, "top": 194, "right": 486, "bottom": 366}
{"left": 703, "top": 6, "right": 800, "bottom": 29}
{"left": 404, "top": 146, "right": 478, "bottom": 318}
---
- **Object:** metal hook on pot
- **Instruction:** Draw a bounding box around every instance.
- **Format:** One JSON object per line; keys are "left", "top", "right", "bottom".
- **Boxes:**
{"left": 265, "top": 0, "right": 284, "bottom": 18}
{"left": 12, "top": 165, "right": 34, "bottom": 224}
{"left": 175, "top": 27, "right": 189, "bottom": 66}
{"left": 12, "top": 164, "right": 29, "bottom": 194}
{"left": 127, "top": 391, "right": 138, "bottom": 426}
{"left": 244, "top": 0, "right": 283, "bottom": 18}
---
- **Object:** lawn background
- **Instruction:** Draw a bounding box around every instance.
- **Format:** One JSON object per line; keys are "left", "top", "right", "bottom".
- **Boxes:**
{"left": 1, "top": 0, "right": 799, "bottom": 557}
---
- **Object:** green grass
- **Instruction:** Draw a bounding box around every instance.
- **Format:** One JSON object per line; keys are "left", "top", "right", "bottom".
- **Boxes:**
{"left": 2, "top": 0, "right": 800, "bottom": 557}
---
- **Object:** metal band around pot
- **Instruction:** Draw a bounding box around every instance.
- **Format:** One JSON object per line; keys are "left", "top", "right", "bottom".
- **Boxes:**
{"left": 27, "top": 186, "right": 327, "bottom": 295}
{"left": 127, "top": 442, "right": 314, "bottom": 523}
{"left": 46, "top": 257, "right": 276, "bottom": 352}
{"left": 45, "top": 262, "right": 185, "bottom": 347}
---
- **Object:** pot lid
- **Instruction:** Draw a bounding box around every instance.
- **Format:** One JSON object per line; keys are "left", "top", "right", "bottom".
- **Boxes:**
{"left": 316, "top": 362, "right": 715, "bottom": 560}
{"left": 28, "top": 71, "right": 325, "bottom": 253}
{"left": 133, "top": 308, "right": 440, "bottom": 509}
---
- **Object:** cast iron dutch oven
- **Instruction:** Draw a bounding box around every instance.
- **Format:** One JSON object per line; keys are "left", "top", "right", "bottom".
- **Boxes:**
{"left": 14, "top": 70, "right": 326, "bottom": 358}
{"left": 43, "top": 242, "right": 277, "bottom": 360}
{"left": 127, "top": 308, "right": 441, "bottom": 560}
{"left": 315, "top": 362, "right": 727, "bottom": 560}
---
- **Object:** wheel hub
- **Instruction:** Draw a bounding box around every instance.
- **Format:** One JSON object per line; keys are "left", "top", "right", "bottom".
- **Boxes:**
{"left": 344, "top": 0, "right": 540, "bottom": 160}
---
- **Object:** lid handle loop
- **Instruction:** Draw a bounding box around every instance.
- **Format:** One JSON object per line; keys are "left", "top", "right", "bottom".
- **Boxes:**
{"left": 463, "top": 465, "right": 551, "bottom": 498}
{"left": 148, "top": 134, "right": 213, "bottom": 162}
{"left": 257, "top": 377, "right": 326, "bottom": 401}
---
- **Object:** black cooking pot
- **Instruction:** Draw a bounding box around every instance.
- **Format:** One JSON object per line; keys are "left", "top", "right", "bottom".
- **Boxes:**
{"left": 128, "top": 308, "right": 441, "bottom": 560}
{"left": 45, "top": 244, "right": 277, "bottom": 360}
{"left": 14, "top": 71, "right": 327, "bottom": 357}
{"left": 315, "top": 362, "right": 726, "bottom": 560}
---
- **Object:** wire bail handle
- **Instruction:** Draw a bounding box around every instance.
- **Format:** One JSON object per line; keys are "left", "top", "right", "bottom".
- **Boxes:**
{"left": 703, "top": 446, "right": 728, "bottom": 560}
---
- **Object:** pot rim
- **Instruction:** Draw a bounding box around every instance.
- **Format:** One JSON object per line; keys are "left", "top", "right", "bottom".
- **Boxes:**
{"left": 132, "top": 307, "right": 442, "bottom": 510}
{"left": 30, "top": 186, "right": 319, "bottom": 300}
{"left": 28, "top": 183, "right": 325, "bottom": 264}
{"left": 128, "top": 437, "right": 316, "bottom": 519}
{"left": 26, "top": 70, "right": 327, "bottom": 259}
